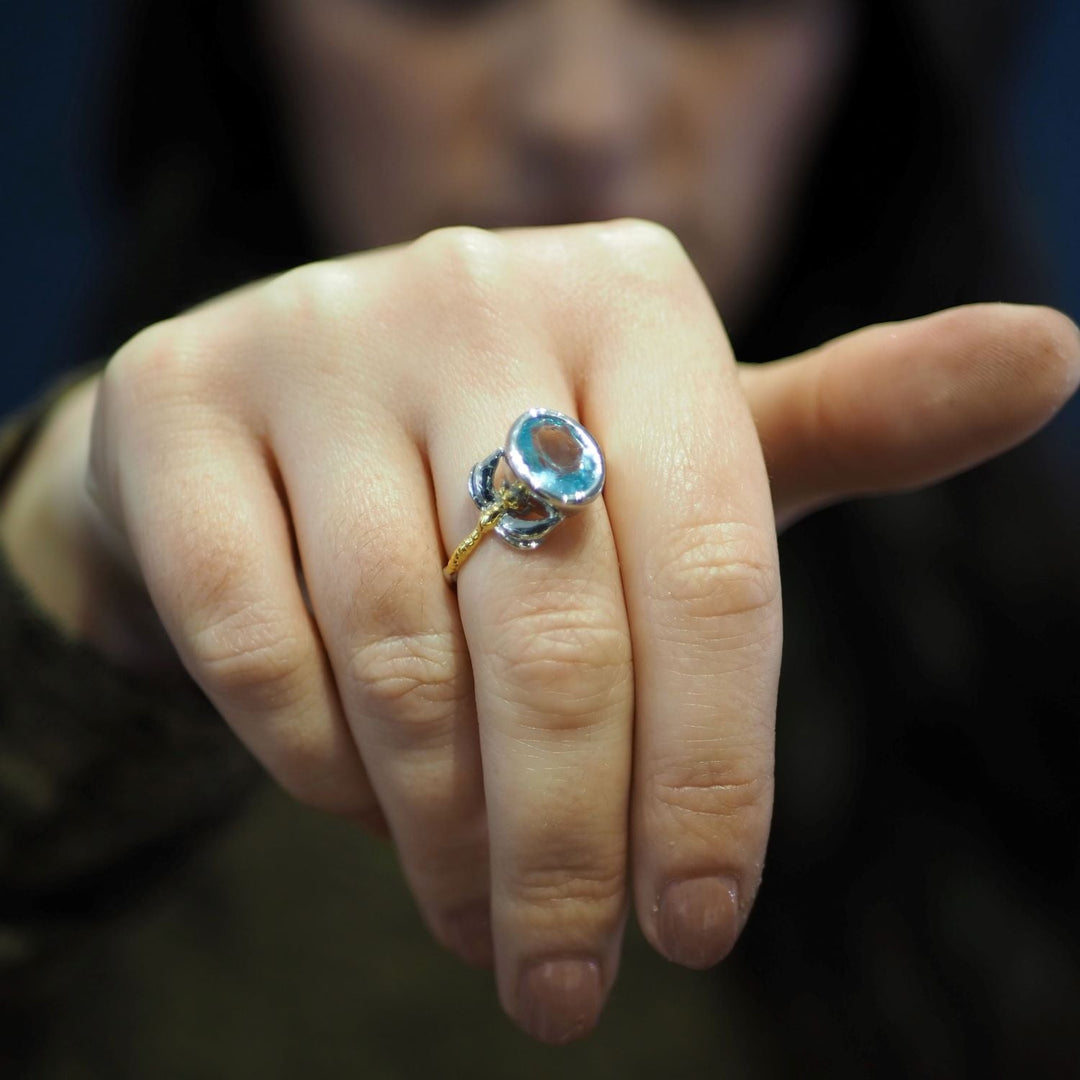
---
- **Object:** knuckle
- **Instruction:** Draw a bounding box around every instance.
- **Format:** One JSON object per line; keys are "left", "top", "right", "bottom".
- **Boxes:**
{"left": 647, "top": 521, "right": 780, "bottom": 628}
{"left": 107, "top": 317, "right": 196, "bottom": 409}
{"left": 558, "top": 219, "right": 711, "bottom": 342}
{"left": 492, "top": 777, "right": 627, "bottom": 928}
{"left": 107, "top": 313, "right": 247, "bottom": 434}
{"left": 487, "top": 596, "right": 631, "bottom": 733}
{"left": 406, "top": 226, "right": 519, "bottom": 388}
{"left": 262, "top": 259, "right": 356, "bottom": 332}
{"left": 187, "top": 595, "right": 311, "bottom": 711}
{"left": 340, "top": 541, "right": 470, "bottom": 747}
{"left": 604, "top": 217, "right": 686, "bottom": 256}
{"left": 410, "top": 224, "right": 508, "bottom": 297}
{"left": 511, "top": 850, "right": 626, "bottom": 915}
{"left": 591, "top": 218, "right": 695, "bottom": 289}
{"left": 651, "top": 754, "right": 774, "bottom": 824}
{"left": 348, "top": 628, "right": 469, "bottom": 750}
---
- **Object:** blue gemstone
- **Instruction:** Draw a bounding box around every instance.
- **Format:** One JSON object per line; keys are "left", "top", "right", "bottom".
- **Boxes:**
{"left": 505, "top": 410, "right": 605, "bottom": 509}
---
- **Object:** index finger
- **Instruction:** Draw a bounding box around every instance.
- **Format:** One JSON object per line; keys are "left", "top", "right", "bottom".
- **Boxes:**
{"left": 565, "top": 221, "right": 782, "bottom": 967}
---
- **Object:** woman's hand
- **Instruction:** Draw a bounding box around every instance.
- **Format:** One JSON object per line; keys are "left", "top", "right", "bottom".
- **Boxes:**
{"left": 3, "top": 221, "right": 1077, "bottom": 1044}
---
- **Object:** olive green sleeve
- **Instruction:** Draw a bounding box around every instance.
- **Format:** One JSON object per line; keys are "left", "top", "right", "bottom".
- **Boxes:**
{"left": 0, "top": 365, "right": 262, "bottom": 1006}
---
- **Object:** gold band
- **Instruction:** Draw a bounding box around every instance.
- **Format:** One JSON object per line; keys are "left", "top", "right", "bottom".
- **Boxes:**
{"left": 442, "top": 502, "right": 502, "bottom": 584}
{"left": 443, "top": 482, "right": 531, "bottom": 584}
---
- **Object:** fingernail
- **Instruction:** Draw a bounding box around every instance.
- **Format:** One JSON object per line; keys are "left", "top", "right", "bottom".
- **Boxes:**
{"left": 657, "top": 876, "right": 740, "bottom": 969}
{"left": 517, "top": 957, "right": 603, "bottom": 1045}
{"left": 443, "top": 903, "right": 494, "bottom": 968}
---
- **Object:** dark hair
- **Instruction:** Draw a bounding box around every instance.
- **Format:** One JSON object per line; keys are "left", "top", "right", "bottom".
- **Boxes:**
{"left": 93, "top": 1, "right": 1079, "bottom": 1073}
{"left": 90, "top": 1, "right": 304, "bottom": 356}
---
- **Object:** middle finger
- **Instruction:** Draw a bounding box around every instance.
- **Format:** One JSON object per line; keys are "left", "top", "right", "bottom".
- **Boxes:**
{"left": 427, "top": 344, "right": 633, "bottom": 1043}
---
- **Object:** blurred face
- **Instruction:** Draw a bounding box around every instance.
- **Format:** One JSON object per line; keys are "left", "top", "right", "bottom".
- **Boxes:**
{"left": 262, "top": 0, "right": 854, "bottom": 326}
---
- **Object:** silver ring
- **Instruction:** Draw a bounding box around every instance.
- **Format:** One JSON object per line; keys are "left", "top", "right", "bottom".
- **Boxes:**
{"left": 443, "top": 408, "right": 606, "bottom": 583}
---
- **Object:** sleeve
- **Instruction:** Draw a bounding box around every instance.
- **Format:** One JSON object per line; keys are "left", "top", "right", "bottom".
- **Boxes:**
{"left": 0, "top": 363, "right": 263, "bottom": 1013}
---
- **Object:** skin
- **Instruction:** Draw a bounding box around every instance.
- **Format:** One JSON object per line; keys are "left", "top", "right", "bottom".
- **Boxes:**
{"left": 261, "top": 0, "right": 855, "bottom": 328}
{"left": 1, "top": 0, "right": 1079, "bottom": 1050}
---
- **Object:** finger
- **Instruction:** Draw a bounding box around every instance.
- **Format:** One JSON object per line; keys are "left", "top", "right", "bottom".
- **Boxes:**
{"left": 569, "top": 221, "right": 782, "bottom": 970}
{"left": 90, "top": 357, "right": 381, "bottom": 827}
{"left": 432, "top": 393, "right": 634, "bottom": 1043}
{"left": 739, "top": 303, "right": 1080, "bottom": 529}
{"left": 274, "top": 405, "right": 494, "bottom": 968}
{"left": 418, "top": 234, "right": 633, "bottom": 1041}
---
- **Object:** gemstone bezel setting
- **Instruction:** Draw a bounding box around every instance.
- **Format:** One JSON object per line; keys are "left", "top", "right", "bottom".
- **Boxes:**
{"left": 465, "top": 408, "right": 606, "bottom": 551}
{"left": 504, "top": 409, "right": 605, "bottom": 511}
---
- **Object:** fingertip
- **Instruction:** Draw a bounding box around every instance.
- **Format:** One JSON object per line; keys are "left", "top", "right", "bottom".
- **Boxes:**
{"left": 947, "top": 302, "right": 1080, "bottom": 433}
{"left": 1007, "top": 304, "right": 1080, "bottom": 408}
{"left": 345, "top": 800, "right": 392, "bottom": 839}
{"left": 857, "top": 302, "right": 1080, "bottom": 466}
{"left": 655, "top": 875, "right": 741, "bottom": 969}
{"left": 515, "top": 957, "right": 604, "bottom": 1045}
{"left": 440, "top": 902, "right": 495, "bottom": 969}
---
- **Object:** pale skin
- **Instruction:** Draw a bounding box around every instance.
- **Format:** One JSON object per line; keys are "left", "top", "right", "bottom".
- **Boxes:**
{"left": 3, "top": 0, "right": 1080, "bottom": 1050}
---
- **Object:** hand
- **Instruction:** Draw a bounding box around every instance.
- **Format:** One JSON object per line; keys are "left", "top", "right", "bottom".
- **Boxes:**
{"left": 4, "top": 221, "right": 1077, "bottom": 1044}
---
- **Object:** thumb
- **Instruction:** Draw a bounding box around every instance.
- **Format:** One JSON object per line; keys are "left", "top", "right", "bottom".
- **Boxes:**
{"left": 739, "top": 303, "right": 1080, "bottom": 531}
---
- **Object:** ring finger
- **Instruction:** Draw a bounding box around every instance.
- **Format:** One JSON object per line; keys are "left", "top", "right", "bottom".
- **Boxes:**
{"left": 274, "top": 402, "right": 494, "bottom": 966}
{"left": 427, "top": 371, "right": 634, "bottom": 1045}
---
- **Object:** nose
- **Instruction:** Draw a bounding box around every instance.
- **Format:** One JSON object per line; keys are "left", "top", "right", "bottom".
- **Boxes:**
{"left": 503, "top": 0, "right": 666, "bottom": 209}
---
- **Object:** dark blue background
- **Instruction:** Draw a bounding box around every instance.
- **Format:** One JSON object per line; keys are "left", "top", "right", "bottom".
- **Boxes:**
{"left": 2, "top": 1, "right": 1078, "bottom": 441}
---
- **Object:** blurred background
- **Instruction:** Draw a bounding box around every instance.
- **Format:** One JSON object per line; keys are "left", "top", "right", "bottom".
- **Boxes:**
{"left": 1, "top": 0, "right": 1078, "bottom": 428}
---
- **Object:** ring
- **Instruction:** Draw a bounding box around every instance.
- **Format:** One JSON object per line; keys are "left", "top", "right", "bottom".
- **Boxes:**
{"left": 442, "top": 408, "right": 606, "bottom": 584}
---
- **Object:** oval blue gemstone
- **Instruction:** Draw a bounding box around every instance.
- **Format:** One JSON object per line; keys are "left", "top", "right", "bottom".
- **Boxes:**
{"left": 505, "top": 410, "right": 605, "bottom": 509}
